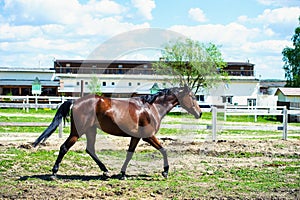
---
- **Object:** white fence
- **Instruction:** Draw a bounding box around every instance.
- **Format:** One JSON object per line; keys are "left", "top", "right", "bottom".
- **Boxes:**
{"left": 224, "top": 105, "right": 288, "bottom": 122}
{"left": 210, "top": 106, "right": 297, "bottom": 141}
{"left": 0, "top": 95, "right": 78, "bottom": 111}
{"left": 0, "top": 96, "right": 299, "bottom": 140}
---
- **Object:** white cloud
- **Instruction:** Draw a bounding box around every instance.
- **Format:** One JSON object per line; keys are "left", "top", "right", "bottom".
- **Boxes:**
{"left": 238, "top": 7, "right": 299, "bottom": 39}
{"left": 0, "top": 0, "right": 150, "bottom": 38}
{"left": 0, "top": 23, "right": 42, "bottom": 40}
{"left": 169, "top": 21, "right": 290, "bottom": 79}
{"left": 238, "top": 7, "right": 300, "bottom": 25}
{"left": 0, "top": 0, "right": 153, "bottom": 67}
{"left": 85, "top": 0, "right": 127, "bottom": 16}
{"left": 241, "top": 40, "right": 291, "bottom": 54}
{"left": 263, "top": 26, "right": 275, "bottom": 36}
{"left": 76, "top": 17, "right": 150, "bottom": 37}
{"left": 257, "top": 7, "right": 300, "bottom": 24}
{"left": 188, "top": 8, "right": 207, "bottom": 22}
{"left": 253, "top": 55, "right": 285, "bottom": 79}
{"left": 2, "top": 0, "right": 127, "bottom": 25}
{"left": 169, "top": 23, "right": 260, "bottom": 45}
{"left": 257, "top": 0, "right": 300, "bottom": 6}
{"left": 3, "top": 0, "right": 81, "bottom": 25}
{"left": 131, "top": 0, "right": 156, "bottom": 20}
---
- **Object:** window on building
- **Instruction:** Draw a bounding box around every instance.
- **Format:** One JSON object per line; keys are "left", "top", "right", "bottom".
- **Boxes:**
{"left": 128, "top": 82, "right": 132, "bottom": 86}
{"left": 102, "top": 82, "right": 106, "bottom": 86}
{"left": 198, "top": 95, "right": 205, "bottom": 102}
{"left": 137, "top": 82, "right": 140, "bottom": 86}
{"left": 247, "top": 98, "right": 256, "bottom": 107}
{"left": 222, "top": 96, "right": 233, "bottom": 104}
{"left": 118, "top": 64, "right": 123, "bottom": 74}
{"left": 92, "top": 65, "right": 97, "bottom": 73}
{"left": 111, "top": 82, "right": 115, "bottom": 86}
{"left": 66, "top": 63, "right": 71, "bottom": 73}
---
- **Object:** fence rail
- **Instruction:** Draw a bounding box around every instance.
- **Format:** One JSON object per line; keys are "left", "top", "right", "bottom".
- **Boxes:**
{"left": 1, "top": 96, "right": 299, "bottom": 141}
{"left": 223, "top": 105, "right": 300, "bottom": 122}
{"left": 211, "top": 106, "right": 292, "bottom": 141}
{"left": 0, "top": 95, "right": 78, "bottom": 111}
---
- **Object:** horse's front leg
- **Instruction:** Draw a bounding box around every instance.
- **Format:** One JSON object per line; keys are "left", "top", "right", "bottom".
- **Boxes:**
{"left": 120, "top": 137, "right": 140, "bottom": 180}
{"left": 143, "top": 136, "right": 169, "bottom": 178}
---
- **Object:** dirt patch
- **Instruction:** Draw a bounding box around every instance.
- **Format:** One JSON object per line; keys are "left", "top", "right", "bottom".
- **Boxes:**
{"left": 0, "top": 133, "right": 299, "bottom": 199}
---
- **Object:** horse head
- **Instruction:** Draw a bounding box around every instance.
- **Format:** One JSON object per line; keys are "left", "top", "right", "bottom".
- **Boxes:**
{"left": 174, "top": 86, "right": 202, "bottom": 119}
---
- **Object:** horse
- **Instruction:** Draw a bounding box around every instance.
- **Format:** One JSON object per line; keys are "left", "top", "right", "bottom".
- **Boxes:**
{"left": 33, "top": 86, "right": 202, "bottom": 180}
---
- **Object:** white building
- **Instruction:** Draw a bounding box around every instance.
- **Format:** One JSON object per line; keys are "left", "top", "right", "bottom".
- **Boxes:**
{"left": 0, "top": 67, "right": 58, "bottom": 96}
{"left": 1, "top": 60, "right": 283, "bottom": 107}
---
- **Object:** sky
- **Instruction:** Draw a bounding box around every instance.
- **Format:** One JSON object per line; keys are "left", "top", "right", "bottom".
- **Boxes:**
{"left": 0, "top": 0, "right": 299, "bottom": 79}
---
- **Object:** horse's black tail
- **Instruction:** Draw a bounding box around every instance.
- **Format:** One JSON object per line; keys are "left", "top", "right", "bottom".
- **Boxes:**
{"left": 33, "top": 100, "right": 73, "bottom": 147}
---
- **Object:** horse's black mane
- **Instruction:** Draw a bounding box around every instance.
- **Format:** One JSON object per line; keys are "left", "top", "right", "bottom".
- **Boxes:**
{"left": 139, "top": 88, "right": 174, "bottom": 104}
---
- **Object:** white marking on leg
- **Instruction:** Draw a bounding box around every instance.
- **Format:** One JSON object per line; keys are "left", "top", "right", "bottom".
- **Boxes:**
{"left": 86, "top": 131, "right": 96, "bottom": 156}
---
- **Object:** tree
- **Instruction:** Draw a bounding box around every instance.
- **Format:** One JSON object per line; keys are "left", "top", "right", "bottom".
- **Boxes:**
{"left": 88, "top": 76, "right": 102, "bottom": 96}
{"left": 282, "top": 17, "right": 300, "bottom": 87}
{"left": 154, "top": 38, "right": 227, "bottom": 93}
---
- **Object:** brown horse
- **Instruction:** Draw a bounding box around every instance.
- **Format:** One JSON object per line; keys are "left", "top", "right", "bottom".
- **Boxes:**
{"left": 33, "top": 86, "right": 202, "bottom": 180}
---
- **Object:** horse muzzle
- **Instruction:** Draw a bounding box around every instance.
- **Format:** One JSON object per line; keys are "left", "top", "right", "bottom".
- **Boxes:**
{"left": 194, "top": 111, "right": 202, "bottom": 119}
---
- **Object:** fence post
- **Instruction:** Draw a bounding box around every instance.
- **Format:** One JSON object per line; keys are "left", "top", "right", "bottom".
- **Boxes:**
{"left": 26, "top": 96, "right": 29, "bottom": 112}
{"left": 35, "top": 95, "right": 38, "bottom": 111}
{"left": 224, "top": 104, "right": 227, "bottom": 121}
{"left": 22, "top": 99, "right": 25, "bottom": 111}
{"left": 254, "top": 106, "right": 257, "bottom": 122}
{"left": 212, "top": 107, "right": 217, "bottom": 142}
{"left": 282, "top": 107, "right": 288, "bottom": 140}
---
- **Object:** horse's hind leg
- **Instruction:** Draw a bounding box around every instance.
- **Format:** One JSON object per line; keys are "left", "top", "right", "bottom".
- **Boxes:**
{"left": 143, "top": 136, "right": 169, "bottom": 178}
{"left": 85, "top": 126, "right": 109, "bottom": 177}
{"left": 52, "top": 129, "right": 79, "bottom": 177}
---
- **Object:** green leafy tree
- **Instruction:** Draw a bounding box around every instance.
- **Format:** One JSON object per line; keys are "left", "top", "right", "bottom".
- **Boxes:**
{"left": 88, "top": 76, "right": 102, "bottom": 96}
{"left": 282, "top": 17, "right": 300, "bottom": 87}
{"left": 154, "top": 38, "right": 227, "bottom": 93}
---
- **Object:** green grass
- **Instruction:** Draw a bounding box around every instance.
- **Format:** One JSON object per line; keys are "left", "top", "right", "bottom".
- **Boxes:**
{"left": 0, "top": 108, "right": 57, "bottom": 114}
{"left": 0, "top": 126, "right": 70, "bottom": 134}
{"left": 0, "top": 147, "right": 299, "bottom": 199}
{"left": 168, "top": 112, "right": 212, "bottom": 120}
{"left": 0, "top": 116, "right": 52, "bottom": 123}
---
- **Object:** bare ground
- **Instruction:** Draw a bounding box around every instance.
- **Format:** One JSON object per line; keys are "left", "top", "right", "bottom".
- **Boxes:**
{"left": 0, "top": 132, "right": 300, "bottom": 199}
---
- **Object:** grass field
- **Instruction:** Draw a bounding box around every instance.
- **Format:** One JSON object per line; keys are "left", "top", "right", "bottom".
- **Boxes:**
{"left": 0, "top": 108, "right": 299, "bottom": 199}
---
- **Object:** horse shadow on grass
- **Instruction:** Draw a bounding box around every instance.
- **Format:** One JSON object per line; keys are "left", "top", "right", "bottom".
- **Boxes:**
{"left": 18, "top": 173, "right": 157, "bottom": 182}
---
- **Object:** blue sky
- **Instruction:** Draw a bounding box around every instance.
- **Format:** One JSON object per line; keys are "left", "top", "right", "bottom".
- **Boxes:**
{"left": 0, "top": 0, "right": 299, "bottom": 79}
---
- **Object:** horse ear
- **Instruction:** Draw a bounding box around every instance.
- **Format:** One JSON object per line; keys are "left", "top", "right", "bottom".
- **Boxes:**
{"left": 183, "top": 84, "right": 190, "bottom": 92}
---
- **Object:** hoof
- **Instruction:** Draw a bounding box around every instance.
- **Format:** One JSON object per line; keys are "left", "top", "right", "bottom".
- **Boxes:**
{"left": 119, "top": 171, "right": 127, "bottom": 180}
{"left": 162, "top": 171, "right": 168, "bottom": 178}
{"left": 49, "top": 174, "right": 57, "bottom": 180}
{"left": 101, "top": 171, "right": 110, "bottom": 180}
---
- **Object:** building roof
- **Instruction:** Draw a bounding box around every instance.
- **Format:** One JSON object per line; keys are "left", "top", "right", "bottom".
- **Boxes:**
{"left": 227, "top": 62, "right": 254, "bottom": 67}
{"left": 0, "top": 67, "right": 54, "bottom": 73}
{"left": 259, "top": 79, "right": 286, "bottom": 88}
{"left": 0, "top": 80, "right": 59, "bottom": 86}
{"left": 275, "top": 87, "right": 300, "bottom": 96}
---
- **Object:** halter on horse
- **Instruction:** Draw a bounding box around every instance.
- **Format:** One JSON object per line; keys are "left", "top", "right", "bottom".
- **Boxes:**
{"left": 33, "top": 86, "right": 202, "bottom": 180}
